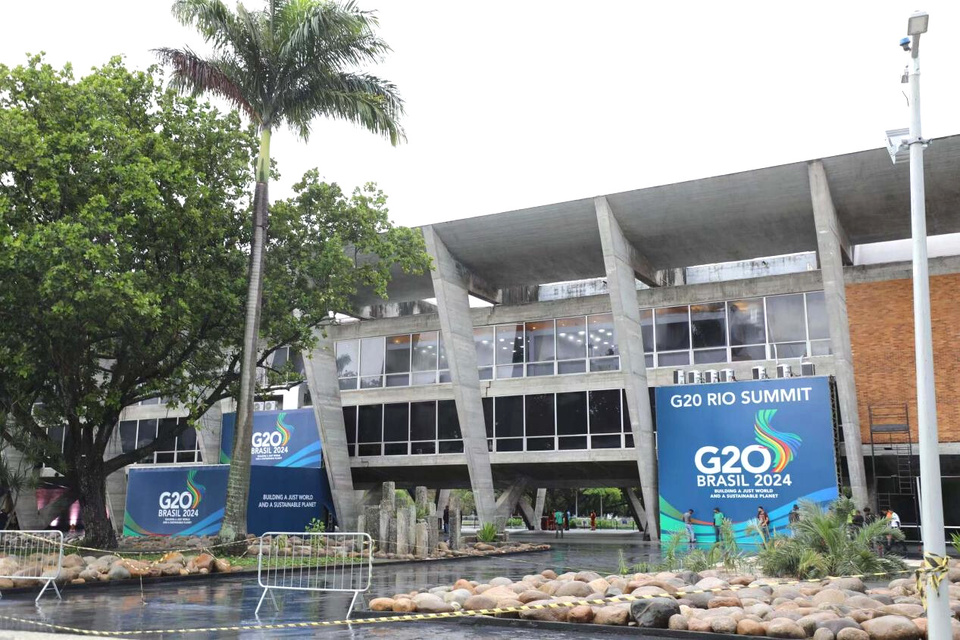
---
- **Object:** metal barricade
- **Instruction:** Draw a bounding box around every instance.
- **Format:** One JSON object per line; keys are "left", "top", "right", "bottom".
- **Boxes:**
{"left": 0, "top": 530, "right": 64, "bottom": 603}
{"left": 256, "top": 531, "right": 372, "bottom": 617}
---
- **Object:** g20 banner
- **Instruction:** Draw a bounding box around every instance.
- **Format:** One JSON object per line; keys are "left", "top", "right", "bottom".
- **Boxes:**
{"left": 220, "top": 408, "right": 322, "bottom": 468}
{"left": 123, "top": 465, "right": 228, "bottom": 537}
{"left": 656, "top": 377, "right": 838, "bottom": 543}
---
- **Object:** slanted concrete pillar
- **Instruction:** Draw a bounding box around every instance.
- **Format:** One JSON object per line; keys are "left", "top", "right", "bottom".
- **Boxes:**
{"left": 422, "top": 225, "right": 496, "bottom": 526}
{"left": 449, "top": 494, "right": 462, "bottom": 551}
{"left": 624, "top": 487, "right": 648, "bottom": 534}
{"left": 595, "top": 196, "right": 660, "bottom": 540}
{"left": 808, "top": 161, "right": 869, "bottom": 509}
{"left": 302, "top": 331, "right": 358, "bottom": 530}
{"left": 533, "top": 488, "right": 547, "bottom": 530}
{"left": 517, "top": 495, "right": 536, "bottom": 529}
{"left": 495, "top": 480, "right": 528, "bottom": 525}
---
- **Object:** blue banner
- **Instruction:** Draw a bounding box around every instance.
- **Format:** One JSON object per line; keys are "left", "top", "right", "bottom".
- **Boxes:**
{"left": 247, "top": 467, "right": 335, "bottom": 535}
{"left": 220, "top": 409, "right": 321, "bottom": 468}
{"left": 123, "top": 466, "right": 228, "bottom": 537}
{"left": 656, "top": 377, "right": 838, "bottom": 544}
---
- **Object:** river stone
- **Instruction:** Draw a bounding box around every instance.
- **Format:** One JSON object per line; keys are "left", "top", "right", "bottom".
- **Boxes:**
{"left": 847, "top": 596, "right": 887, "bottom": 611}
{"left": 711, "top": 616, "right": 739, "bottom": 634}
{"left": 814, "top": 628, "right": 835, "bottom": 640}
{"left": 738, "top": 618, "right": 766, "bottom": 635}
{"left": 837, "top": 629, "right": 870, "bottom": 640}
{"left": 482, "top": 585, "right": 521, "bottom": 602}
{"left": 689, "top": 618, "right": 714, "bottom": 632}
{"left": 554, "top": 581, "right": 594, "bottom": 598}
{"left": 443, "top": 589, "right": 471, "bottom": 605}
{"left": 575, "top": 570, "right": 602, "bottom": 583}
{"left": 766, "top": 618, "right": 807, "bottom": 638}
{"left": 519, "top": 600, "right": 568, "bottom": 622}
{"left": 594, "top": 605, "right": 630, "bottom": 625}
{"left": 820, "top": 619, "right": 863, "bottom": 635}
{"left": 860, "top": 616, "right": 920, "bottom": 640}
{"left": 61, "top": 554, "right": 84, "bottom": 569}
{"left": 698, "top": 577, "right": 731, "bottom": 591}
{"left": 568, "top": 605, "right": 595, "bottom": 623}
{"left": 814, "top": 590, "right": 848, "bottom": 605}
{"left": 369, "top": 597, "right": 395, "bottom": 611}
{"left": 541, "top": 570, "right": 557, "bottom": 579}
{"left": 107, "top": 564, "right": 131, "bottom": 581}
{"left": 412, "top": 593, "right": 453, "bottom": 613}
{"left": 686, "top": 590, "right": 718, "bottom": 609}
{"left": 798, "top": 613, "right": 840, "bottom": 636}
{"left": 489, "top": 577, "right": 512, "bottom": 587}
{"left": 827, "top": 578, "right": 865, "bottom": 593}
{"left": 879, "top": 604, "right": 924, "bottom": 619}
{"left": 588, "top": 577, "right": 611, "bottom": 593}
{"left": 462, "top": 595, "right": 496, "bottom": 611}
{"left": 710, "top": 596, "right": 743, "bottom": 609}
{"left": 392, "top": 598, "right": 416, "bottom": 613}
{"left": 518, "top": 589, "right": 546, "bottom": 603}
{"left": 631, "top": 597, "right": 681, "bottom": 628}
{"left": 670, "top": 614, "right": 689, "bottom": 630}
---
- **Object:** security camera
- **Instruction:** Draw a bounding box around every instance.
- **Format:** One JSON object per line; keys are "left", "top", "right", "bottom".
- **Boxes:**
{"left": 900, "top": 37, "right": 911, "bottom": 51}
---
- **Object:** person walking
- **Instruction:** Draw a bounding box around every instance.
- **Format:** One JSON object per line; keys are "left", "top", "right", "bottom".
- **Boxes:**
{"left": 442, "top": 505, "right": 450, "bottom": 536}
{"left": 885, "top": 509, "right": 903, "bottom": 554}
{"left": 590, "top": 511, "right": 597, "bottom": 531}
{"left": 565, "top": 510, "right": 571, "bottom": 531}
{"left": 682, "top": 509, "right": 695, "bottom": 544}
{"left": 554, "top": 509, "right": 565, "bottom": 539}
{"left": 788, "top": 504, "right": 801, "bottom": 525}
{"left": 851, "top": 509, "right": 864, "bottom": 530}
{"left": 713, "top": 507, "right": 724, "bottom": 542}
{"left": 757, "top": 506, "right": 770, "bottom": 541}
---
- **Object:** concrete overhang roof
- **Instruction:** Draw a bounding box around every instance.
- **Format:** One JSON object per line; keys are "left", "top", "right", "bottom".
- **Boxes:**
{"left": 353, "top": 134, "right": 960, "bottom": 306}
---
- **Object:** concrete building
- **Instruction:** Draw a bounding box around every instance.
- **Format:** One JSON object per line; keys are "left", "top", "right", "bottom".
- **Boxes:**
{"left": 12, "top": 135, "right": 960, "bottom": 539}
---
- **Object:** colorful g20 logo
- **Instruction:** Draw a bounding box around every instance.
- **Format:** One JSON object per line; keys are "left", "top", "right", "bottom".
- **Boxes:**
{"left": 158, "top": 470, "right": 205, "bottom": 510}
{"left": 695, "top": 410, "right": 802, "bottom": 475}
{"left": 251, "top": 412, "right": 294, "bottom": 448}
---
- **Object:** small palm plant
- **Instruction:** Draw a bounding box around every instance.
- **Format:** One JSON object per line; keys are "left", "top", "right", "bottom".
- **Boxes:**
{"left": 757, "top": 498, "right": 906, "bottom": 579}
{"left": 476, "top": 523, "right": 498, "bottom": 544}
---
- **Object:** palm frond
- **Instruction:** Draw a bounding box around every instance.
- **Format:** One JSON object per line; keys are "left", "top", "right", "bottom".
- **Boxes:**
{"left": 172, "top": 0, "right": 244, "bottom": 48}
{"left": 153, "top": 47, "right": 258, "bottom": 122}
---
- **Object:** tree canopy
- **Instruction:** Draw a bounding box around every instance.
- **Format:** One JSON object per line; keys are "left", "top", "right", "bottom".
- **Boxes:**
{"left": 0, "top": 56, "right": 428, "bottom": 546}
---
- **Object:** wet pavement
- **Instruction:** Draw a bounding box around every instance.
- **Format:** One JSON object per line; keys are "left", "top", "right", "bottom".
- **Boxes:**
{"left": 0, "top": 540, "right": 665, "bottom": 639}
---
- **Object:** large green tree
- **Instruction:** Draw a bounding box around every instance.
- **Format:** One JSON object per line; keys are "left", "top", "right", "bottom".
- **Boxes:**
{"left": 0, "top": 57, "right": 427, "bottom": 548}
{"left": 156, "top": 0, "right": 404, "bottom": 540}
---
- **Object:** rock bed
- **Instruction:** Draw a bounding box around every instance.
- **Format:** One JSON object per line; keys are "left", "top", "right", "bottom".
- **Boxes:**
{"left": 370, "top": 566, "right": 960, "bottom": 639}
{"left": 374, "top": 541, "right": 551, "bottom": 561}
{"left": 0, "top": 551, "right": 236, "bottom": 589}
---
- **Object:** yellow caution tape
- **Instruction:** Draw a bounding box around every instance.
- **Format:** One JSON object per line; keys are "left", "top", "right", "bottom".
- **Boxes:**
{"left": 915, "top": 552, "right": 950, "bottom": 608}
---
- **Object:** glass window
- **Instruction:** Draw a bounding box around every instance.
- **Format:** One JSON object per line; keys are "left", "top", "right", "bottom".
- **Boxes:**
{"left": 438, "top": 333, "right": 449, "bottom": 370}
{"left": 495, "top": 396, "right": 524, "bottom": 438}
{"left": 411, "top": 332, "right": 438, "bottom": 372}
{"left": 728, "top": 299, "right": 766, "bottom": 346}
{"left": 640, "top": 309, "right": 653, "bottom": 353}
{"left": 342, "top": 406, "right": 357, "bottom": 456}
{"left": 691, "top": 302, "right": 727, "bottom": 348}
{"left": 357, "top": 405, "right": 382, "bottom": 443}
{"left": 411, "top": 402, "right": 437, "bottom": 441}
{"left": 556, "top": 317, "right": 586, "bottom": 361}
{"left": 525, "top": 320, "right": 555, "bottom": 362}
{"left": 558, "top": 360, "right": 587, "bottom": 374}
{"left": 272, "top": 346, "right": 289, "bottom": 369}
{"left": 437, "top": 400, "right": 461, "bottom": 440}
{"left": 525, "top": 394, "right": 555, "bottom": 438}
{"left": 495, "top": 324, "right": 524, "bottom": 378}
{"left": 766, "top": 295, "right": 806, "bottom": 343}
{"left": 335, "top": 340, "right": 359, "bottom": 378}
{"left": 474, "top": 327, "right": 494, "bottom": 367}
{"left": 411, "top": 441, "right": 435, "bottom": 455}
{"left": 655, "top": 306, "right": 690, "bottom": 352}
{"left": 588, "top": 314, "right": 618, "bottom": 358}
{"left": 156, "top": 418, "right": 178, "bottom": 463}
{"left": 694, "top": 348, "right": 727, "bottom": 364}
{"left": 119, "top": 421, "right": 138, "bottom": 454}
{"left": 482, "top": 397, "right": 494, "bottom": 439}
{"left": 137, "top": 419, "right": 157, "bottom": 451}
{"left": 359, "top": 337, "right": 385, "bottom": 376}
{"left": 559, "top": 437, "right": 588, "bottom": 450}
{"left": 556, "top": 392, "right": 587, "bottom": 435}
{"left": 177, "top": 426, "right": 197, "bottom": 452}
{"left": 731, "top": 345, "right": 767, "bottom": 361}
{"left": 657, "top": 351, "right": 690, "bottom": 366}
{"left": 810, "top": 340, "right": 831, "bottom": 356}
{"left": 773, "top": 342, "right": 807, "bottom": 359}
{"left": 439, "top": 441, "right": 464, "bottom": 454}
{"left": 385, "top": 335, "right": 411, "bottom": 374}
{"left": 806, "top": 291, "right": 829, "bottom": 340}
{"left": 590, "top": 356, "right": 620, "bottom": 372}
{"left": 589, "top": 390, "right": 622, "bottom": 434}
{"left": 383, "top": 403, "right": 409, "bottom": 443}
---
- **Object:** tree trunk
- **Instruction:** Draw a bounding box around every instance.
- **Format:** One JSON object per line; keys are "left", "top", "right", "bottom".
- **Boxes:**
{"left": 220, "top": 127, "right": 271, "bottom": 542}
{"left": 78, "top": 459, "right": 117, "bottom": 549}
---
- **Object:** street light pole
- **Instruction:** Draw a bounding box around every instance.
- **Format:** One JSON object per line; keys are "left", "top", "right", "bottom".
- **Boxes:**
{"left": 902, "top": 11, "right": 950, "bottom": 640}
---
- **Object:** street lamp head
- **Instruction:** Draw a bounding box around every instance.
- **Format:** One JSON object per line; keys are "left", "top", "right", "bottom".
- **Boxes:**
{"left": 907, "top": 11, "right": 929, "bottom": 36}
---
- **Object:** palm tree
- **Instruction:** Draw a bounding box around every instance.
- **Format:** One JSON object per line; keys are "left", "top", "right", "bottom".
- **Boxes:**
{"left": 156, "top": 0, "right": 403, "bottom": 540}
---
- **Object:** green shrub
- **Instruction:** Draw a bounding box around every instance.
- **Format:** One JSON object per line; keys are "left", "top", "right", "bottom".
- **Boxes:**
{"left": 305, "top": 517, "right": 325, "bottom": 534}
{"left": 476, "top": 522, "right": 498, "bottom": 543}
{"left": 506, "top": 517, "right": 524, "bottom": 528}
{"left": 756, "top": 498, "right": 906, "bottom": 579}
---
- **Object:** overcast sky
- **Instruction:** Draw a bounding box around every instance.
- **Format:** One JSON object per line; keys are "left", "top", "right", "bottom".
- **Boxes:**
{"left": 4, "top": 1, "right": 959, "bottom": 228}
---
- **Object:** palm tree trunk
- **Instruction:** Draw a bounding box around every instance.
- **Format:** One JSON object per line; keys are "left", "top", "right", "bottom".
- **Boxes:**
{"left": 220, "top": 127, "right": 271, "bottom": 542}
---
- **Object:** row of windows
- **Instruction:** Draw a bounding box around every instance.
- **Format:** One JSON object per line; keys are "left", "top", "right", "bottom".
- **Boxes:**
{"left": 118, "top": 418, "right": 203, "bottom": 464}
{"left": 344, "top": 389, "right": 633, "bottom": 457}
{"left": 336, "top": 292, "right": 830, "bottom": 389}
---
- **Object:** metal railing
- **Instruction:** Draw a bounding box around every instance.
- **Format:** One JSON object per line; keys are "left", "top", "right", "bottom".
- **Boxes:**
{"left": 256, "top": 531, "right": 372, "bottom": 618}
{"left": 0, "top": 530, "right": 63, "bottom": 603}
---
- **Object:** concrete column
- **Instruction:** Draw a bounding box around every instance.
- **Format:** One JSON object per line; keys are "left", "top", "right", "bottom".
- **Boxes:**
{"left": 533, "top": 488, "right": 547, "bottom": 530}
{"left": 595, "top": 196, "right": 660, "bottom": 540}
{"left": 495, "top": 480, "right": 528, "bottom": 523}
{"left": 808, "top": 161, "right": 869, "bottom": 509}
{"left": 196, "top": 404, "right": 223, "bottom": 465}
{"left": 517, "top": 495, "right": 536, "bottom": 529}
{"left": 436, "top": 489, "right": 451, "bottom": 512}
{"left": 422, "top": 225, "right": 496, "bottom": 526}
{"left": 624, "top": 487, "right": 648, "bottom": 534}
{"left": 449, "top": 494, "right": 462, "bottom": 551}
{"left": 302, "top": 331, "right": 359, "bottom": 530}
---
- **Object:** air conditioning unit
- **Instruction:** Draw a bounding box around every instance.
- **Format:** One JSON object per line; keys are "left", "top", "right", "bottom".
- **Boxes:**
{"left": 254, "top": 400, "right": 279, "bottom": 412}
{"left": 686, "top": 370, "right": 702, "bottom": 384}
{"left": 752, "top": 366, "right": 768, "bottom": 380}
{"left": 703, "top": 370, "right": 720, "bottom": 384}
{"left": 801, "top": 362, "right": 816, "bottom": 376}
{"left": 777, "top": 364, "right": 793, "bottom": 378}
{"left": 672, "top": 369, "right": 685, "bottom": 385}
{"left": 720, "top": 368, "right": 736, "bottom": 383}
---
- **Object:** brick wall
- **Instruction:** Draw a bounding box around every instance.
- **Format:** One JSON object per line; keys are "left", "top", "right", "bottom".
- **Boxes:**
{"left": 847, "top": 273, "right": 960, "bottom": 445}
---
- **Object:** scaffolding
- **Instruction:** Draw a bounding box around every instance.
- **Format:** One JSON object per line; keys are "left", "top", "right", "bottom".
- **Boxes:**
{"left": 868, "top": 404, "right": 919, "bottom": 534}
